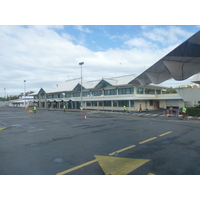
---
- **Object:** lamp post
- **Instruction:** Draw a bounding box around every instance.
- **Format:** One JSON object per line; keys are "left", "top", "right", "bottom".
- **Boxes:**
{"left": 79, "top": 62, "right": 84, "bottom": 109}
{"left": 24, "top": 80, "right": 26, "bottom": 108}
{"left": 4, "top": 88, "right": 6, "bottom": 101}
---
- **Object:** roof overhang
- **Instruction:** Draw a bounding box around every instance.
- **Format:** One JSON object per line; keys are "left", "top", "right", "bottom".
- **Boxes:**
{"left": 129, "top": 30, "right": 200, "bottom": 86}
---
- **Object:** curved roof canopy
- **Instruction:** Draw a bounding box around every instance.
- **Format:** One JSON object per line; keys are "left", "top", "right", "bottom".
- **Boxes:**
{"left": 129, "top": 30, "right": 200, "bottom": 86}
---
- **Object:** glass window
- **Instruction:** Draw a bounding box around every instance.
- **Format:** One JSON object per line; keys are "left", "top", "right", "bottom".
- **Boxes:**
{"left": 92, "top": 90, "right": 102, "bottom": 96}
{"left": 104, "top": 89, "right": 117, "bottom": 95}
{"left": 149, "top": 100, "right": 153, "bottom": 106}
{"left": 87, "top": 101, "right": 91, "bottom": 106}
{"left": 145, "top": 89, "right": 155, "bottom": 94}
{"left": 83, "top": 91, "right": 90, "bottom": 96}
{"left": 99, "top": 101, "right": 103, "bottom": 106}
{"left": 73, "top": 92, "right": 80, "bottom": 97}
{"left": 118, "top": 100, "right": 129, "bottom": 107}
{"left": 113, "top": 101, "right": 117, "bottom": 107}
{"left": 156, "top": 90, "right": 161, "bottom": 94}
{"left": 92, "top": 101, "right": 97, "bottom": 106}
{"left": 118, "top": 88, "right": 134, "bottom": 95}
{"left": 136, "top": 88, "right": 144, "bottom": 94}
{"left": 130, "top": 100, "right": 134, "bottom": 107}
{"left": 52, "top": 94, "right": 58, "bottom": 98}
{"left": 66, "top": 93, "right": 72, "bottom": 97}
{"left": 104, "top": 101, "right": 111, "bottom": 106}
{"left": 58, "top": 94, "right": 64, "bottom": 98}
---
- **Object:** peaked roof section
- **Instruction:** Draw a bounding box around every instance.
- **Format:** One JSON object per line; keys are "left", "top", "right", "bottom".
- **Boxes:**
{"left": 39, "top": 78, "right": 83, "bottom": 94}
{"left": 129, "top": 30, "right": 200, "bottom": 86}
{"left": 35, "top": 74, "right": 137, "bottom": 95}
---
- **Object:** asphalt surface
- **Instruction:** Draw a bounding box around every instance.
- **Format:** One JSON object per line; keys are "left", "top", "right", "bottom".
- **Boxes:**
{"left": 1, "top": 107, "right": 200, "bottom": 175}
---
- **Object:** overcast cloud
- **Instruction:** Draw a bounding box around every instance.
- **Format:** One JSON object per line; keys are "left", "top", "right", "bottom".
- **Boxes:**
{"left": 0, "top": 25, "right": 198, "bottom": 96}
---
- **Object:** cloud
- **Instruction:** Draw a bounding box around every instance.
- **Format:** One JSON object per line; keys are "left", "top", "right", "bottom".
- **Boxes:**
{"left": 74, "top": 25, "right": 92, "bottom": 33}
{"left": 0, "top": 25, "right": 195, "bottom": 96}
{"left": 142, "top": 26, "right": 192, "bottom": 46}
{"left": 124, "top": 37, "right": 153, "bottom": 48}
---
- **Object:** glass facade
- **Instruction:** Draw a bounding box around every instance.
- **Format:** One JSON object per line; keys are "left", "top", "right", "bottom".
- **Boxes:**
{"left": 118, "top": 100, "right": 129, "bottom": 107}
{"left": 136, "top": 88, "right": 144, "bottom": 94}
{"left": 144, "top": 88, "right": 155, "bottom": 94}
{"left": 104, "top": 89, "right": 117, "bottom": 95}
{"left": 92, "top": 90, "right": 102, "bottom": 96}
{"left": 156, "top": 90, "right": 161, "bottom": 94}
{"left": 104, "top": 101, "right": 111, "bottom": 106}
{"left": 58, "top": 94, "right": 64, "bottom": 98}
{"left": 50, "top": 94, "right": 58, "bottom": 98}
{"left": 91, "top": 101, "right": 97, "bottom": 106}
{"left": 130, "top": 100, "right": 134, "bottom": 107}
{"left": 149, "top": 100, "right": 153, "bottom": 106}
{"left": 113, "top": 101, "right": 117, "bottom": 107}
{"left": 73, "top": 92, "right": 80, "bottom": 97}
{"left": 87, "top": 101, "right": 91, "bottom": 106}
{"left": 66, "top": 93, "right": 72, "bottom": 97}
{"left": 83, "top": 91, "right": 90, "bottom": 96}
{"left": 118, "top": 88, "right": 134, "bottom": 95}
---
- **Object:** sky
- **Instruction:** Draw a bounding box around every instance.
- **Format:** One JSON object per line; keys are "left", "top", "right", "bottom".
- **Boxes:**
{"left": 1, "top": 2, "right": 200, "bottom": 97}
{"left": 1, "top": 0, "right": 199, "bottom": 195}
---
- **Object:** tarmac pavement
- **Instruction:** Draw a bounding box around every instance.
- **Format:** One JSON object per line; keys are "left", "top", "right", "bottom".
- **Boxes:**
{"left": 1, "top": 107, "right": 200, "bottom": 175}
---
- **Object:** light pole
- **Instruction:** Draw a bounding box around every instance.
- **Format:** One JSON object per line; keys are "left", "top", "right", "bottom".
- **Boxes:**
{"left": 24, "top": 80, "right": 26, "bottom": 108}
{"left": 79, "top": 62, "right": 84, "bottom": 109}
{"left": 4, "top": 88, "right": 6, "bottom": 101}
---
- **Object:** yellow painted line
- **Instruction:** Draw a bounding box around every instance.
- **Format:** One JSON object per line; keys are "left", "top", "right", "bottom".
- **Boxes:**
{"left": 57, "top": 130, "right": 172, "bottom": 175}
{"left": 57, "top": 145, "right": 136, "bottom": 175}
{"left": 109, "top": 145, "right": 136, "bottom": 156}
{"left": 159, "top": 131, "right": 172, "bottom": 137}
{"left": 148, "top": 173, "right": 155, "bottom": 175}
{"left": 56, "top": 159, "right": 97, "bottom": 175}
{"left": 95, "top": 155, "right": 150, "bottom": 175}
{"left": 139, "top": 137, "right": 157, "bottom": 144}
{"left": 0, "top": 127, "right": 7, "bottom": 131}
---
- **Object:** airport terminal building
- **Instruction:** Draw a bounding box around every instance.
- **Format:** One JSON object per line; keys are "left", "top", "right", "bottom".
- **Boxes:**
{"left": 31, "top": 74, "right": 186, "bottom": 111}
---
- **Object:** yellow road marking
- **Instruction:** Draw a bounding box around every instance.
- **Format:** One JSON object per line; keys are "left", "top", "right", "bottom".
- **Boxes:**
{"left": 56, "top": 159, "right": 97, "bottom": 175}
{"left": 109, "top": 145, "right": 136, "bottom": 156}
{"left": 159, "top": 131, "right": 172, "bottom": 137}
{"left": 0, "top": 127, "right": 6, "bottom": 131}
{"left": 57, "top": 131, "right": 172, "bottom": 175}
{"left": 95, "top": 155, "right": 150, "bottom": 175}
{"left": 148, "top": 173, "right": 155, "bottom": 175}
{"left": 139, "top": 137, "right": 157, "bottom": 144}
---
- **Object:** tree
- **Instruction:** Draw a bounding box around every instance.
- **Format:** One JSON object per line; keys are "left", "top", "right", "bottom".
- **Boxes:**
{"left": 163, "top": 87, "right": 177, "bottom": 94}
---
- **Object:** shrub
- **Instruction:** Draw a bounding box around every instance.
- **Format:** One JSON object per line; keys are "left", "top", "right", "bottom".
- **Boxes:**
{"left": 187, "top": 107, "right": 200, "bottom": 117}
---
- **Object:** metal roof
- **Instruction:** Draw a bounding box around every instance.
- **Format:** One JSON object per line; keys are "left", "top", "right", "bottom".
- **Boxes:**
{"left": 35, "top": 74, "right": 139, "bottom": 94}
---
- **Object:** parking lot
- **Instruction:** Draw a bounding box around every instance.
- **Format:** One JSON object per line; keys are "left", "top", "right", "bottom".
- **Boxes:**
{"left": 1, "top": 107, "right": 200, "bottom": 175}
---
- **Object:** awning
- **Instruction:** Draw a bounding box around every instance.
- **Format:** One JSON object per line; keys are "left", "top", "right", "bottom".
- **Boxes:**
{"left": 129, "top": 30, "right": 200, "bottom": 86}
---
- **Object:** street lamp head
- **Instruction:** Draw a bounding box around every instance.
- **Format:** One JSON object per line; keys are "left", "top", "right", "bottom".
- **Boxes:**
{"left": 79, "top": 62, "right": 84, "bottom": 66}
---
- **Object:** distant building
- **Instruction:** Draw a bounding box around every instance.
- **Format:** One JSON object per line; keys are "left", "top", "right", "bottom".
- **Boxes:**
{"left": 179, "top": 83, "right": 200, "bottom": 88}
{"left": 176, "top": 73, "right": 200, "bottom": 106}
{"left": 9, "top": 95, "right": 34, "bottom": 107}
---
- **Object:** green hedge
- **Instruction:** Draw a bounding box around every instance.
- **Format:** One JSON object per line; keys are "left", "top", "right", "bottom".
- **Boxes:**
{"left": 187, "top": 107, "right": 200, "bottom": 117}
